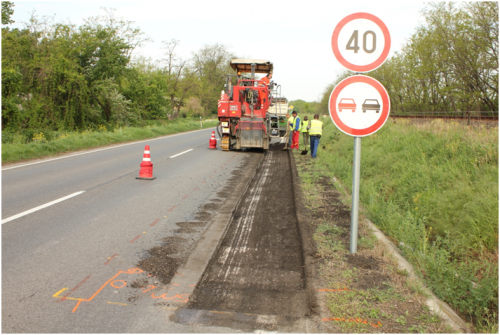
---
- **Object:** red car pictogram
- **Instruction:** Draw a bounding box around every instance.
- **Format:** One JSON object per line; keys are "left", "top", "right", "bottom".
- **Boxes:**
{"left": 338, "top": 98, "right": 356, "bottom": 112}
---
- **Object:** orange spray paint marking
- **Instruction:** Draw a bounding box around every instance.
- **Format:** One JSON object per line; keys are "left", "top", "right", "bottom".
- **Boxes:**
{"left": 104, "top": 254, "right": 118, "bottom": 265}
{"left": 171, "top": 283, "right": 180, "bottom": 286}
{"left": 57, "top": 275, "right": 91, "bottom": 302}
{"left": 130, "top": 235, "right": 141, "bottom": 243}
{"left": 107, "top": 302, "right": 128, "bottom": 306}
{"left": 110, "top": 280, "right": 127, "bottom": 289}
{"left": 142, "top": 285, "right": 156, "bottom": 293}
{"left": 149, "top": 219, "right": 160, "bottom": 227}
{"left": 182, "top": 195, "right": 188, "bottom": 199}
{"left": 67, "top": 268, "right": 143, "bottom": 313}
{"left": 193, "top": 187, "right": 198, "bottom": 191}
{"left": 168, "top": 206, "right": 176, "bottom": 212}
{"left": 151, "top": 293, "right": 189, "bottom": 303}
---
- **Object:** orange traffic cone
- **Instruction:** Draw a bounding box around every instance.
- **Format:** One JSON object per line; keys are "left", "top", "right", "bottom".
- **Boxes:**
{"left": 208, "top": 131, "right": 217, "bottom": 149}
{"left": 136, "top": 145, "right": 156, "bottom": 180}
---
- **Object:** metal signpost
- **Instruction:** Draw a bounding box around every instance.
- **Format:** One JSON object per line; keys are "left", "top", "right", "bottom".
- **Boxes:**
{"left": 330, "top": 13, "right": 391, "bottom": 254}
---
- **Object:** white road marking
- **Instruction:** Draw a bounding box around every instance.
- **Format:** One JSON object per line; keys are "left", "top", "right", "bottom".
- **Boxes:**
{"left": 2, "top": 128, "right": 214, "bottom": 171}
{"left": 2, "top": 191, "right": 86, "bottom": 224}
{"left": 169, "top": 149, "right": 193, "bottom": 159}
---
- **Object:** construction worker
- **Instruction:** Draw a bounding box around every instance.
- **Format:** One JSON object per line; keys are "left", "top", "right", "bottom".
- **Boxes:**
{"left": 258, "top": 72, "right": 272, "bottom": 106}
{"left": 287, "top": 112, "right": 294, "bottom": 147}
{"left": 300, "top": 115, "right": 310, "bottom": 150}
{"left": 308, "top": 114, "right": 323, "bottom": 158}
{"left": 259, "top": 72, "right": 272, "bottom": 87}
{"left": 289, "top": 110, "right": 301, "bottom": 149}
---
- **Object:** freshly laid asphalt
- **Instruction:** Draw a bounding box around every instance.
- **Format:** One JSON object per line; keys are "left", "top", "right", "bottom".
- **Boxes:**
{"left": 2, "top": 128, "right": 262, "bottom": 332}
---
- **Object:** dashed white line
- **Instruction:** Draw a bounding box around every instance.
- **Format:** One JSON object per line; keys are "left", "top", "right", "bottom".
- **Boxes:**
{"left": 2, "top": 191, "right": 86, "bottom": 224}
{"left": 169, "top": 149, "right": 193, "bottom": 159}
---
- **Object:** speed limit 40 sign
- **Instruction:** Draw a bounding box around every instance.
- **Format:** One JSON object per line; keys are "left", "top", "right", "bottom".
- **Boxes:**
{"left": 332, "top": 12, "right": 391, "bottom": 72}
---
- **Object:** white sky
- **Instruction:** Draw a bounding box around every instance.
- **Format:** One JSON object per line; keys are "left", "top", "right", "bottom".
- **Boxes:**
{"left": 9, "top": 0, "right": 429, "bottom": 102}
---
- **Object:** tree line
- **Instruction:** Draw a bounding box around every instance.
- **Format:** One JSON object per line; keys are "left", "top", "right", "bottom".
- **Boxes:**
{"left": 1, "top": 3, "right": 236, "bottom": 132}
{"left": 318, "top": 2, "right": 498, "bottom": 115}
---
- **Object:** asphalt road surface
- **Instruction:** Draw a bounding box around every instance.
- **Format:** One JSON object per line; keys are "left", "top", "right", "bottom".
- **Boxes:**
{"left": 2, "top": 128, "right": 260, "bottom": 333}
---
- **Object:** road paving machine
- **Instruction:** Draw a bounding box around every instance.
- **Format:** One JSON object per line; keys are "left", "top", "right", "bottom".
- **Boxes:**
{"left": 217, "top": 59, "right": 279, "bottom": 151}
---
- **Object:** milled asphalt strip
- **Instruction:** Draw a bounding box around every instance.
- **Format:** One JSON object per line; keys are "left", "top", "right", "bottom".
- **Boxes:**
{"left": 2, "top": 128, "right": 214, "bottom": 171}
{"left": 165, "top": 154, "right": 264, "bottom": 312}
{"left": 169, "top": 149, "right": 193, "bottom": 159}
{"left": 2, "top": 191, "right": 86, "bottom": 224}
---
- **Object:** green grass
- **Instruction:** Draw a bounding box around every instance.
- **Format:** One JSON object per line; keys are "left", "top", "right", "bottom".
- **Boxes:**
{"left": 311, "top": 117, "right": 498, "bottom": 332}
{"left": 2, "top": 118, "right": 218, "bottom": 164}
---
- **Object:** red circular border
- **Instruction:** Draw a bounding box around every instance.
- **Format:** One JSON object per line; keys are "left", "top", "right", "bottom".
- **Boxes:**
{"left": 329, "top": 75, "right": 390, "bottom": 137}
{"left": 332, "top": 12, "right": 391, "bottom": 72}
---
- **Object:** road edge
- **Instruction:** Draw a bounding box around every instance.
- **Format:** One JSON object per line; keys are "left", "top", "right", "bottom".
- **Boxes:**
{"left": 288, "top": 149, "right": 328, "bottom": 332}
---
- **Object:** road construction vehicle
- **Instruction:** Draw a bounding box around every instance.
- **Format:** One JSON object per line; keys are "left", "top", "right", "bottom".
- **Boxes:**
{"left": 217, "top": 59, "right": 275, "bottom": 151}
{"left": 268, "top": 95, "right": 289, "bottom": 138}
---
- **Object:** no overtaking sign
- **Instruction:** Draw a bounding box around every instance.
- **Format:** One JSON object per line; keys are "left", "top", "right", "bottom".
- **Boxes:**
{"left": 329, "top": 75, "right": 390, "bottom": 137}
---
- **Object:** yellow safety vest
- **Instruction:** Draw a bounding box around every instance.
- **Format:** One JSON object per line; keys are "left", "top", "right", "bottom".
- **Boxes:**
{"left": 294, "top": 117, "right": 301, "bottom": 132}
{"left": 309, "top": 119, "right": 323, "bottom": 136}
{"left": 288, "top": 116, "right": 294, "bottom": 130}
{"left": 300, "top": 120, "right": 310, "bottom": 133}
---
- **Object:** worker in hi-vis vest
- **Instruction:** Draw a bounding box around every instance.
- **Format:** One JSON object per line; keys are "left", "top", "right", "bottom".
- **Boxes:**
{"left": 287, "top": 112, "right": 295, "bottom": 147}
{"left": 307, "top": 114, "right": 323, "bottom": 158}
{"left": 300, "top": 115, "right": 310, "bottom": 150}
{"left": 289, "top": 110, "right": 301, "bottom": 149}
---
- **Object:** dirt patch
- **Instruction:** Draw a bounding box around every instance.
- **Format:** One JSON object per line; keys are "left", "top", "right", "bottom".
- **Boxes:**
{"left": 173, "top": 227, "right": 196, "bottom": 234}
{"left": 162, "top": 236, "right": 188, "bottom": 244}
{"left": 194, "top": 211, "right": 212, "bottom": 221}
{"left": 176, "top": 222, "right": 206, "bottom": 228}
{"left": 130, "top": 278, "right": 149, "bottom": 289}
{"left": 136, "top": 246, "right": 181, "bottom": 284}
{"left": 188, "top": 143, "right": 311, "bottom": 320}
{"left": 345, "top": 254, "right": 380, "bottom": 271}
{"left": 201, "top": 203, "right": 221, "bottom": 211}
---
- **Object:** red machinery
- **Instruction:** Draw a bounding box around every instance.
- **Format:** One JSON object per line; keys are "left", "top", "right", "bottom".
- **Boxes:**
{"left": 217, "top": 59, "right": 273, "bottom": 151}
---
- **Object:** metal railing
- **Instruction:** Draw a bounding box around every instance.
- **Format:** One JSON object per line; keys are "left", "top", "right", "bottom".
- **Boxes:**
{"left": 391, "top": 111, "right": 498, "bottom": 121}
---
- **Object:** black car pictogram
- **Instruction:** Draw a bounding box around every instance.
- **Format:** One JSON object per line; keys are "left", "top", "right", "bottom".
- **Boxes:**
{"left": 362, "top": 99, "right": 380, "bottom": 113}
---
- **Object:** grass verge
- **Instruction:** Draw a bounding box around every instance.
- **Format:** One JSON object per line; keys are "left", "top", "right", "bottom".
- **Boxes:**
{"left": 294, "top": 117, "right": 498, "bottom": 333}
{"left": 294, "top": 153, "right": 453, "bottom": 333}
{"left": 2, "top": 118, "right": 218, "bottom": 164}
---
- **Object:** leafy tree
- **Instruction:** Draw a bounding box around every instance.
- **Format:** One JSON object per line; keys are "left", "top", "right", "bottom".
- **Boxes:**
{"left": 191, "top": 43, "right": 235, "bottom": 115}
{"left": 2, "top": 1, "right": 14, "bottom": 25}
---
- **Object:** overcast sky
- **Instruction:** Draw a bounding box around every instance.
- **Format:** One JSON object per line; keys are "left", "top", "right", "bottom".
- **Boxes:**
{"left": 9, "top": 0, "right": 429, "bottom": 102}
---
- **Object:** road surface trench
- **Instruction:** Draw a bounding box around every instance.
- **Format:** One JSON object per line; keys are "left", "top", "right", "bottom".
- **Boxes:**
{"left": 188, "top": 144, "right": 310, "bottom": 318}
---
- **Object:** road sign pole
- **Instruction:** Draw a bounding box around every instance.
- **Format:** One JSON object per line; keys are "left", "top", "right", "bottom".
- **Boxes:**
{"left": 350, "top": 136, "right": 361, "bottom": 254}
